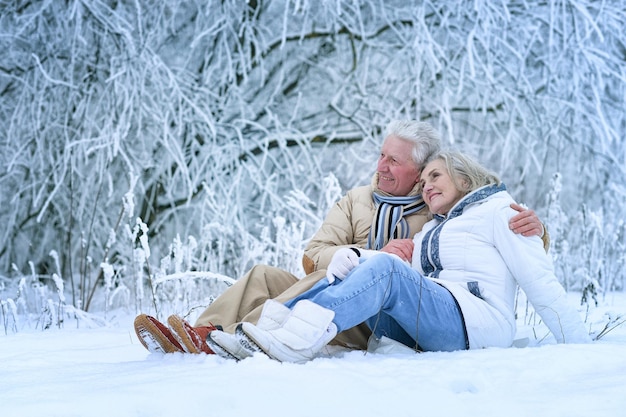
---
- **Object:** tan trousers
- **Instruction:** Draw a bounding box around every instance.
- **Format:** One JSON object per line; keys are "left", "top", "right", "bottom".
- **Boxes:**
{"left": 193, "top": 264, "right": 370, "bottom": 350}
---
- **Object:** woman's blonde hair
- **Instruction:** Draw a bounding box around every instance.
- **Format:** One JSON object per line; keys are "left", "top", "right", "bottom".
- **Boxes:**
{"left": 427, "top": 149, "right": 501, "bottom": 193}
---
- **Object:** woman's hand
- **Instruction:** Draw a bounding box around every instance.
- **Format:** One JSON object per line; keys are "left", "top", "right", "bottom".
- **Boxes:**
{"left": 326, "top": 248, "right": 360, "bottom": 284}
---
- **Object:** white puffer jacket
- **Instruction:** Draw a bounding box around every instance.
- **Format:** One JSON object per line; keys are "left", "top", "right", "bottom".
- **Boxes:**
{"left": 412, "top": 188, "right": 590, "bottom": 348}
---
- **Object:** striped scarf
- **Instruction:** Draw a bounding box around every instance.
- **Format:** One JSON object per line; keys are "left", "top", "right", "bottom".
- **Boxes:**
{"left": 420, "top": 183, "right": 506, "bottom": 278}
{"left": 366, "top": 192, "right": 426, "bottom": 250}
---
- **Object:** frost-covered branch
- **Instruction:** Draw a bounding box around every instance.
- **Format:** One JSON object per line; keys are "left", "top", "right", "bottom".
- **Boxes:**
{"left": 0, "top": 0, "right": 624, "bottom": 318}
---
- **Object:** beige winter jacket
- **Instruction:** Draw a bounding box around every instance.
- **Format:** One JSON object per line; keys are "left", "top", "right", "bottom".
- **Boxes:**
{"left": 302, "top": 175, "right": 429, "bottom": 274}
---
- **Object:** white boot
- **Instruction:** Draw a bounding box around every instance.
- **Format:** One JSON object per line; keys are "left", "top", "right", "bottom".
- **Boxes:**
{"left": 206, "top": 299, "right": 291, "bottom": 360}
{"left": 206, "top": 326, "right": 257, "bottom": 361}
{"left": 241, "top": 300, "right": 338, "bottom": 363}
{"left": 256, "top": 299, "right": 292, "bottom": 331}
{"left": 205, "top": 300, "right": 293, "bottom": 361}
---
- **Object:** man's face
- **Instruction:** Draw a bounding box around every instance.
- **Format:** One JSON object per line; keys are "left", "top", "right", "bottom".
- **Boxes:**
{"left": 376, "top": 135, "right": 421, "bottom": 196}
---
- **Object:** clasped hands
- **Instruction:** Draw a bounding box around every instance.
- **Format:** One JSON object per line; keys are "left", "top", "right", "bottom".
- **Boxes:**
{"left": 326, "top": 203, "right": 543, "bottom": 283}
{"left": 325, "top": 243, "right": 411, "bottom": 284}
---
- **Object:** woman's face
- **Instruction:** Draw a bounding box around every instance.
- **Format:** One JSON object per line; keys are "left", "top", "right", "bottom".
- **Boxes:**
{"left": 421, "top": 159, "right": 464, "bottom": 215}
{"left": 376, "top": 135, "right": 421, "bottom": 196}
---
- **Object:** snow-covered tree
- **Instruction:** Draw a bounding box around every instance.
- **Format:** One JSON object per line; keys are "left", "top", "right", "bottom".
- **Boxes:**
{"left": 0, "top": 0, "right": 624, "bottom": 312}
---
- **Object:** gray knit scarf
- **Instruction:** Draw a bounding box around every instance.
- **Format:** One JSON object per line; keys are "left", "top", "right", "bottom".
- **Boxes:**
{"left": 367, "top": 192, "right": 426, "bottom": 250}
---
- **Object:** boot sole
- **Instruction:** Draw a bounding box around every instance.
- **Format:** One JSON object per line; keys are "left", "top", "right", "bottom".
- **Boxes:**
{"left": 236, "top": 325, "right": 279, "bottom": 362}
{"left": 134, "top": 315, "right": 181, "bottom": 353}
{"left": 167, "top": 316, "right": 201, "bottom": 354}
{"left": 205, "top": 333, "right": 243, "bottom": 361}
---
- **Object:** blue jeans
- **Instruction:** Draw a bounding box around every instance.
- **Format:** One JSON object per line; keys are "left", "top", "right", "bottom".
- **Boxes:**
{"left": 285, "top": 255, "right": 468, "bottom": 352}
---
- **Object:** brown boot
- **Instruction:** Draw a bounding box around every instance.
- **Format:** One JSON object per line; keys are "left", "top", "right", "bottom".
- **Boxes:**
{"left": 167, "top": 315, "right": 218, "bottom": 354}
{"left": 134, "top": 314, "right": 184, "bottom": 353}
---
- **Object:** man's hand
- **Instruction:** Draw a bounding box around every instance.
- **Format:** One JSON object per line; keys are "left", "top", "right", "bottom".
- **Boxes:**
{"left": 380, "top": 239, "right": 414, "bottom": 262}
{"left": 509, "top": 203, "right": 544, "bottom": 237}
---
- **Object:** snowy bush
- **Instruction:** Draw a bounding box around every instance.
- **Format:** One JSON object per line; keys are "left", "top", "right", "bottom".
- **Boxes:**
{"left": 0, "top": 0, "right": 624, "bottom": 325}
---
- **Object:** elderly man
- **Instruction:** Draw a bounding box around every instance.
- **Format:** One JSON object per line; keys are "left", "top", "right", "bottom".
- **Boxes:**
{"left": 134, "top": 120, "right": 547, "bottom": 354}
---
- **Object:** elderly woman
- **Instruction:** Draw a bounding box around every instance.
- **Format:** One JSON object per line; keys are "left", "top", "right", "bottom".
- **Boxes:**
{"left": 207, "top": 150, "right": 590, "bottom": 362}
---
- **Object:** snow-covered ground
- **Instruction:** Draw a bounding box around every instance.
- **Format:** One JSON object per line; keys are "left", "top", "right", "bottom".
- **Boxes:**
{"left": 2, "top": 293, "right": 625, "bottom": 417}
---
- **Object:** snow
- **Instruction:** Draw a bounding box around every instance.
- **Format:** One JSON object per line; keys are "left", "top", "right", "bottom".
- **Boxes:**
{"left": 2, "top": 294, "right": 626, "bottom": 417}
